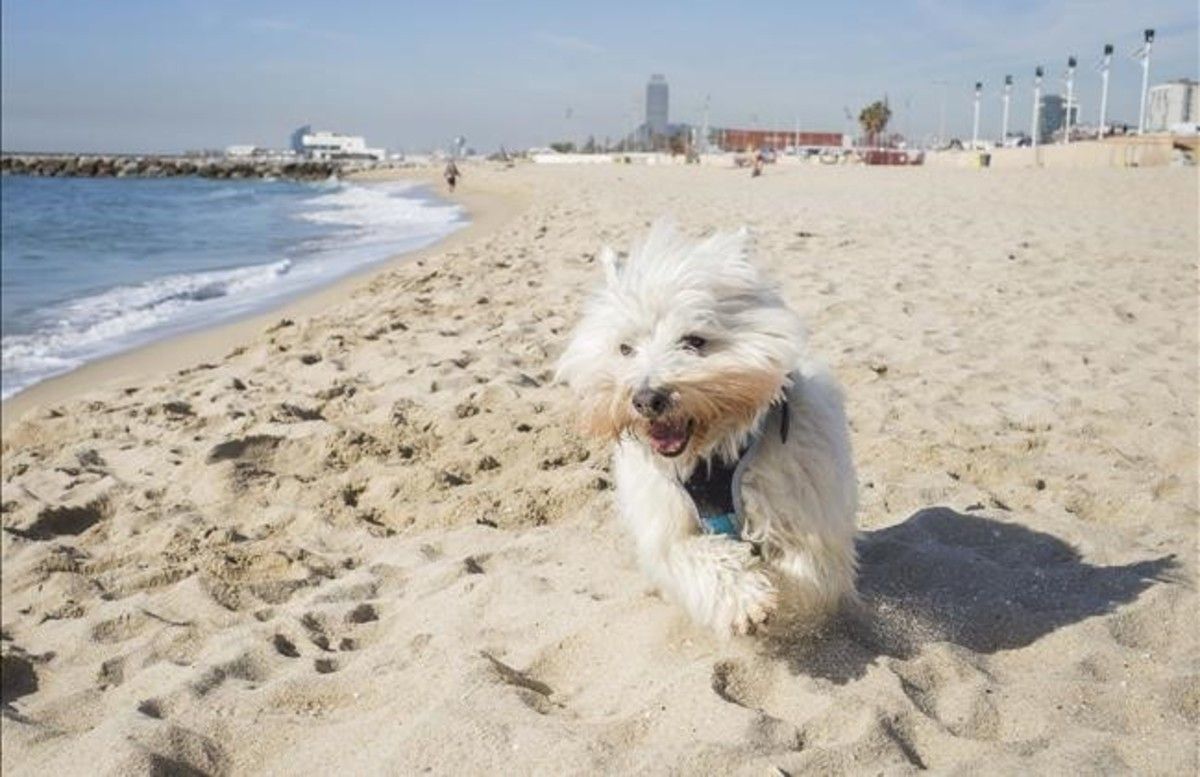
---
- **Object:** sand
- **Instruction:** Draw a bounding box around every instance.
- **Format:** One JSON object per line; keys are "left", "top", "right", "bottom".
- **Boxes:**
{"left": 1, "top": 162, "right": 1196, "bottom": 776}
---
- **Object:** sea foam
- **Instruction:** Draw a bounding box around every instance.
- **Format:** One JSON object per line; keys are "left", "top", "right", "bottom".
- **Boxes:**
{"left": 1, "top": 179, "right": 464, "bottom": 398}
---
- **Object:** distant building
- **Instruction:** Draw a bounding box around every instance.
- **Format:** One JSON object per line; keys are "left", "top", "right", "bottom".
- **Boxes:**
{"left": 223, "top": 145, "right": 296, "bottom": 161}
{"left": 646, "top": 75, "right": 669, "bottom": 137}
{"left": 225, "top": 145, "right": 261, "bottom": 158}
{"left": 293, "top": 129, "right": 385, "bottom": 161}
{"left": 1146, "top": 79, "right": 1199, "bottom": 132}
{"left": 290, "top": 125, "right": 312, "bottom": 153}
{"left": 713, "top": 128, "right": 845, "bottom": 152}
{"left": 1037, "top": 94, "right": 1079, "bottom": 143}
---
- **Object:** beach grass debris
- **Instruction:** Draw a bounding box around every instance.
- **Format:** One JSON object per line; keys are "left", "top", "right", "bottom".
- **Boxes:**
{"left": 480, "top": 651, "right": 553, "bottom": 698}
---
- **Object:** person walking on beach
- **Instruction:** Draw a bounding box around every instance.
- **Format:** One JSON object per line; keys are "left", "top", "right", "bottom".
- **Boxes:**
{"left": 751, "top": 149, "right": 765, "bottom": 178}
{"left": 443, "top": 160, "right": 461, "bottom": 193}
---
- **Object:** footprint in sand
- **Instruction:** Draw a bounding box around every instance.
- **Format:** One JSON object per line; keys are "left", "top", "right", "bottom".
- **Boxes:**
{"left": 91, "top": 610, "right": 151, "bottom": 644}
{"left": 189, "top": 650, "right": 272, "bottom": 697}
{"left": 1, "top": 647, "right": 40, "bottom": 705}
{"left": 6, "top": 497, "right": 111, "bottom": 540}
{"left": 297, "top": 602, "right": 382, "bottom": 669}
{"left": 271, "top": 634, "right": 301, "bottom": 658}
{"left": 886, "top": 648, "right": 1000, "bottom": 741}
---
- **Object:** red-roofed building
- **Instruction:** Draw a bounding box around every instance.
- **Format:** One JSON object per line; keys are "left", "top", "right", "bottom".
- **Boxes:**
{"left": 714, "top": 128, "right": 845, "bottom": 152}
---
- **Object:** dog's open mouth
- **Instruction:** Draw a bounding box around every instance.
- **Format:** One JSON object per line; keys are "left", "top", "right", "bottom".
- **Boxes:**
{"left": 648, "top": 418, "right": 693, "bottom": 457}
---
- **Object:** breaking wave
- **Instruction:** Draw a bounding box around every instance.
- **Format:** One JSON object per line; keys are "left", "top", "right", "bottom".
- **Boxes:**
{"left": 1, "top": 179, "right": 465, "bottom": 397}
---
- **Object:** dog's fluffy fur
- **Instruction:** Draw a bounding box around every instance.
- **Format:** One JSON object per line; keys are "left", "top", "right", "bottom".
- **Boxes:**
{"left": 558, "top": 225, "right": 858, "bottom": 636}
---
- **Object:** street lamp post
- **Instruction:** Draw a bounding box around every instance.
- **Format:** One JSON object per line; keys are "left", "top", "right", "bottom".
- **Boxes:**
{"left": 1032, "top": 66, "right": 1044, "bottom": 149}
{"left": 1001, "top": 75, "right": 1012, "bottom": 145}
{"left": 1136, "top": 29, "right": 1154, "bottom": 134}
{"left": 1064, "top": 56, "right": 1077, "bottom": 144}
{"left": 971, "top": 82, "right": 982, "bottom": 149}
{"left": 1098, "top": 44, "right": 1113, "bottom": 137}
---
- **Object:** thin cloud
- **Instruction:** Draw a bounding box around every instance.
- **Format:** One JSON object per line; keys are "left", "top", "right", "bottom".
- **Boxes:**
{"left": 243, "top": 17, "right": 357, "bottom": 44}
{"left": 534, "top": 31, "right": 605, "bottom": 54}
{"left": 245, "top": 18, "right": 300, "bottom": 33}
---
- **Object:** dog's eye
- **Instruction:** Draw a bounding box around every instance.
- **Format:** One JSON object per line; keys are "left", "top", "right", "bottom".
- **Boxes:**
{"left": 680, "top": 335, "right": 707, "bottom": 352}
{"left": 619, "top": 343, "right": 634, "bottom": 357}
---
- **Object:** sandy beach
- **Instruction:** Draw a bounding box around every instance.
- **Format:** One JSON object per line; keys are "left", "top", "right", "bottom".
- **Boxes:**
{"left": 2, "top": 162, "right": 1196, "bottom": 775}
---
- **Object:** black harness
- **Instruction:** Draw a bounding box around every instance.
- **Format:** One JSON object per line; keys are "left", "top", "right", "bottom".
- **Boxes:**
{"left": 682, "top": 399, "right": 790, "bottom": 538}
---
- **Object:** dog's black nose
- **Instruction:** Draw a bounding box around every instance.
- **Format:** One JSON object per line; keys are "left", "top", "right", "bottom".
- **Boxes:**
{"left": 632, "top": 388, "right": 670, "bottom": 419}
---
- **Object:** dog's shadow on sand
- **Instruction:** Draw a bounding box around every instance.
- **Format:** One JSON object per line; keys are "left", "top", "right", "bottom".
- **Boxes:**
{"left": 764, "top": 507, "right": 1178, "bottom": 684}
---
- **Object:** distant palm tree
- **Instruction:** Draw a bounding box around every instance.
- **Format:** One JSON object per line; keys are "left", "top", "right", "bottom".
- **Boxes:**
{"left": 858, "top": 99, "right": 892, "bottom": 148}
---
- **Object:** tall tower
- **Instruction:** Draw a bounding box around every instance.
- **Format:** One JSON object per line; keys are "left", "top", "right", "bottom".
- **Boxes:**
{"left": 1038, "top": 94, "right": 1066, "bottom": 144}
{"left": 646, "top": 74, "right": 669, "bottom": 137}
{"left": 290, "top": 125, "right": 312, "bottom": 153}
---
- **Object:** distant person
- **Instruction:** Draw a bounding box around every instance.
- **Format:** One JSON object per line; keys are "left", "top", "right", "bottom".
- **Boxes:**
{"left": 443, "top": 160, "right": 461, "bottom": 192}
{"left": 751, "top": 150, "right": 765, "bottom": 178}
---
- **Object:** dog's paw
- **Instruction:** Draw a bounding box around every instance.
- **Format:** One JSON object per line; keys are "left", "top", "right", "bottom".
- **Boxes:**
{"left": 665, "top": 536, "right": 779, "bottom": 637}
{"left": 727, "top": 569, "right": 777, "bottom": 637}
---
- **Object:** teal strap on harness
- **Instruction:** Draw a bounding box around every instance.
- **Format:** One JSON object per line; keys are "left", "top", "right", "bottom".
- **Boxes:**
{"left": 683, "top": 397, "right": 791, "bottom": 541}
{"left": 699, "top": 512, "right": 739, "bottom": 537}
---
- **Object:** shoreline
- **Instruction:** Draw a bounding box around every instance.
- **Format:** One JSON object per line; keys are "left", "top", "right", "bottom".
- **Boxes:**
{"left": 1, "top": 167, "right": 525, "bottom": 431}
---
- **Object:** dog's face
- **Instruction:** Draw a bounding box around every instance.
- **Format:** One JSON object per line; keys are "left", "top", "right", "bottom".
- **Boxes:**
{"left": 558, "top": 225, "right": 803, "bottom": 462}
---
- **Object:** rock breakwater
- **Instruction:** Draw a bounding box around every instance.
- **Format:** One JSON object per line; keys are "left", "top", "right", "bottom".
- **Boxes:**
{"left": 0, "top": 154, "right": 371, "bottom": 181}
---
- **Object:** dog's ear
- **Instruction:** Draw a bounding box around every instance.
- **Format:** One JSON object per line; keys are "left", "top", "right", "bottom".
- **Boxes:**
{"left": 599, "top": 245, "right": 623, "bottom": 286}
{"left": 729, "top": 226, "right": 751, "bottom": 261}
{"left": 696, "top": 226, "right": 752, "bottom": 269}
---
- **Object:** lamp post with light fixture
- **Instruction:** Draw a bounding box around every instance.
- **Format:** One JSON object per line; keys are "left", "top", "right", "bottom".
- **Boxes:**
{"left": 1098, "top": 44, "right": 1113, "bottom": 137}
{"left": 1001, "top": 75, "right": 1012, "bottom": 145}
{"left": 971, "top": 82, "right": 982, "bottom": 149}
{"left": 1032, "top": 66, "right": 1043, "bottom": 149}
{"left": 1136, "top": 29, "right": 1154, "bottom": 134}
{"left": 1063, "top": 56, "right": 1077, "bottom": 144}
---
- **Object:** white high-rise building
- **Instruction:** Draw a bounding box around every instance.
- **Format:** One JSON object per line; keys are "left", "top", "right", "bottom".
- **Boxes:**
{"left": 1146, "top": 80, "right": 1199, "bottom": 132}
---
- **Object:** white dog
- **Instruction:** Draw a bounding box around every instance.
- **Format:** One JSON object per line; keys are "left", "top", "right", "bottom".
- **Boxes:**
{"left": 557, "top": 225, "right": 858, "bottom": 636}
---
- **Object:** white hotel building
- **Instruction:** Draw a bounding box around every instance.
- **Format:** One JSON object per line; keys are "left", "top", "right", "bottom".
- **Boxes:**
{"left": 1146, "top": 80, "right": 1199, "bottom": 134}
{"left": 289, "top": 126, "right": 386, "bottom": 161}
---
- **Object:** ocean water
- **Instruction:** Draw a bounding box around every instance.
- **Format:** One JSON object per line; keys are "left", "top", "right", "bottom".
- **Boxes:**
{"left": 0, "top": 175, "right": 465, "bottom": 398}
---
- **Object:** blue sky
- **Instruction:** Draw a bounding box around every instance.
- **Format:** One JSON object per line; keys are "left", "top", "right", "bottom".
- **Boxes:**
{"left": 2, "top": 1, "right": 1196, "bottom": 153}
